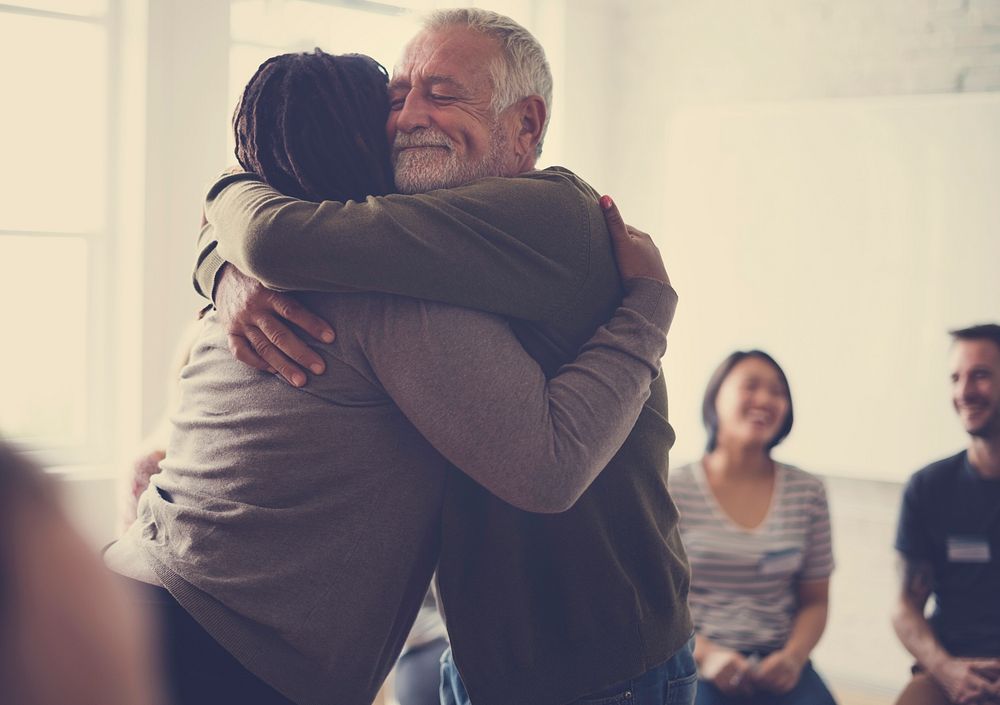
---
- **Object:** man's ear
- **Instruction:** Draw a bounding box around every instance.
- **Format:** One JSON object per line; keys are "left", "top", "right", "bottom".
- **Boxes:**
{"left": 512, "top": 95, "right": 547, "bottom": 167}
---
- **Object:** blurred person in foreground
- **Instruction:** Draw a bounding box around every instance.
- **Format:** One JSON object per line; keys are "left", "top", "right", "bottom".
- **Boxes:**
{"left": 0, "top": 439, "right": 160, "bottom": 705}
{"left": 893, "top": 324, "right": 1000, "bottom": 705}
{"left": 106, "top": 41, "right": 678, "bottom": 705}
{"left": 669, "top": 351, "right": 836, "bottom": 705}
{"left": 195, "top": 8, "right": 694, "bottom": 705}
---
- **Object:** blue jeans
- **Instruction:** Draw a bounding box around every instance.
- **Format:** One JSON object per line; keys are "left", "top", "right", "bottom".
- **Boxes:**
{"left": 441, "top": 637, "right": 697, "bottom": 705}
{"left": 397, "top": 637, "right": 450, "bottom": 705}
{"left": 695, "top": 661, "right": 837, "bottom": 705}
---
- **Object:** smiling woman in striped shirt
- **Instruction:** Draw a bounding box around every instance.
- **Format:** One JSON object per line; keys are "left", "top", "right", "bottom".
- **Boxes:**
{"left": 669, "top": 350, "right": 836, "bottom": 705}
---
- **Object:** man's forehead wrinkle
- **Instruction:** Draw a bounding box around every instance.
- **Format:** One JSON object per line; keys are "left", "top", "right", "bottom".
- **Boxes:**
{"left": 425, "top": 74, "right": 469, "bottom": 92}
{"left": 400, "top": 27, "right": 498, "bottom": 85}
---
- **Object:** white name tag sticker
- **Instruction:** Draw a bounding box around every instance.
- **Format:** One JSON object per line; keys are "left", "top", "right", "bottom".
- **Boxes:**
{"left": 759, "top": 548, "right": 802, "bottom": 575}
{"left": 946, "top": 536, "right": 992, "bottom": 563}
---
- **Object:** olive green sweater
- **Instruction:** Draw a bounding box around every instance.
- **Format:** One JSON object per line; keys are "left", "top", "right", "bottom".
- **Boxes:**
{"left": 198, "top": 167, "right": 692, "bottom": 705}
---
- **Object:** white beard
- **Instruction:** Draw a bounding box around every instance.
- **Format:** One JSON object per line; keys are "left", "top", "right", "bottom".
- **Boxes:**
{"left": 392, "top": 124, "right": 511, "bottom": 194}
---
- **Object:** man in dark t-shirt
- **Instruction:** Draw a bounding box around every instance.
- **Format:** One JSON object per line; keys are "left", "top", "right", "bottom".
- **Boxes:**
{"left": 893, "top": 323, "right": 1000, "bottom": 705}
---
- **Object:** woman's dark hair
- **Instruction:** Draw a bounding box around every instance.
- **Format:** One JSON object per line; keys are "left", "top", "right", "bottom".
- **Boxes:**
{"left": 233, "top": 49, "right": 395, "bottom": 203}
{"left": 702, "top": 350, "right": 794, "bottom": 453}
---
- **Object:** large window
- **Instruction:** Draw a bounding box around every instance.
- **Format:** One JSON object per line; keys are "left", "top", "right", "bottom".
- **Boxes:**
{"left": 0, "top": 1, "right": 115, "bottom": 467}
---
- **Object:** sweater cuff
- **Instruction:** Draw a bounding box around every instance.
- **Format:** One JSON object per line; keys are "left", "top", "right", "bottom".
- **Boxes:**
{"left": 194, "top": 247, "right": 227, "bottom": 303}
{"left": 621, "top": 277, "right": 678, "bottom": 334}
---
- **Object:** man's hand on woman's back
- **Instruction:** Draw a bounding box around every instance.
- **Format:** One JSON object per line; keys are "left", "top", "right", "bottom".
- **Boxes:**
{"left": 214, "top": 263, "right": 335, "bottom": 387}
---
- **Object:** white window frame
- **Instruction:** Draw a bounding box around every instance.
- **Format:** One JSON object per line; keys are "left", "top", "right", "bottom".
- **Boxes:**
{"left": 0, "top": 1, "right": 120, "bottom": 471}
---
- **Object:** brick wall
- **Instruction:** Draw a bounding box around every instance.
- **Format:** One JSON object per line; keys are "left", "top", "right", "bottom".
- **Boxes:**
{"left": 619, "top": 0, "right": 1000, "bottom": 102}
{"left": 601, "top": 0, "right": 1000, "bottom": 222}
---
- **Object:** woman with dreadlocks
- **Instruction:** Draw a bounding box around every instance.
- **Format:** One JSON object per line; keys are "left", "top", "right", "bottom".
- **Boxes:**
{"left": 105, "top": 48, "right": 677, "bottom": 705}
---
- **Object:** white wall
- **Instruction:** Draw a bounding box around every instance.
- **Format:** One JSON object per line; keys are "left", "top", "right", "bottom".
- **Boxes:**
{"left": 660, "top": 92, "right": 1000, "bottom": 480}
{"left": 595, "top": 0, "right": 1000, "bottom": 478}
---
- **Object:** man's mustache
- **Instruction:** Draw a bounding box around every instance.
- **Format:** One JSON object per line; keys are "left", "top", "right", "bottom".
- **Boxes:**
{"left": 393, "top": 129, "right": 454, "bottom": 153}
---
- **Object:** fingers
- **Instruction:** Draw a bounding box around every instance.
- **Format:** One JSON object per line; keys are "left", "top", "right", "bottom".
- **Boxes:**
{"left": 268, "top": 291, "right": 335, "bottom": 346}
{"left": 626, "top": 224, "right": 654, "bottom": 242}
{"left": 970, "top": 661, "right": 1000, "bottom": 680}
{"left": 714, "top": 656, "right": 752, "bottom": 695}
{"left": 599, "top": 195, "right": 628, "bottom": 240}
{"left": 228, "top": 335, "right": 278, "bottom": 375}
{"left": 243, "top": 328, "right": 308, "bottom": 388}
{"left": 599, "top": 194, "right": 670, "bottom": 285}
{"left": 256, "top": 312, "right": 327, "bottom": 375}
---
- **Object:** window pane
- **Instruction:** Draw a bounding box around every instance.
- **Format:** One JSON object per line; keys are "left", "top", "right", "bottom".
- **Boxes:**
{"left": 230, "top": 0, "right": 282, "bottom": 45}
{"left": 228, "top": 2, "right": 422, "bottom": 160}
{"left": 0, "top": 15, "right": 107, "bottom": 233}
{"left": 0, "top": 236, "right": 88, "bottom": 449}
{"left": 3, "top": 0, "right": 108, "bottom": 16}
{"left": 230, "top": 1, "right": 419, "bottom": 69}
{"left": 309, "top": 4, "right": 418, "bottom": 70}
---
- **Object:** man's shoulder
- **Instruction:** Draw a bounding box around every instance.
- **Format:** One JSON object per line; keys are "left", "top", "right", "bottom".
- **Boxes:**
{"left": 515, "top": 166, "right": 601, "bottom": 200}
{"left": 911, "top": 451, "right": 967, "bottom": 483}
{"left": 905, "top": 450, "right": 968, "bottom": 499}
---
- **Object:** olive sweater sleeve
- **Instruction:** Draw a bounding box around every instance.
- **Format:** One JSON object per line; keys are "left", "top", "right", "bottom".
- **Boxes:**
{"left": 196, "top": 167, "right": 601, "bottom": 322}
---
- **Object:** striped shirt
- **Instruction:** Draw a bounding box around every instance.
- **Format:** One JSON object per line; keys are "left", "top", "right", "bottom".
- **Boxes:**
{"left": 669, "top": 461, "right": 834, "bottom": 653}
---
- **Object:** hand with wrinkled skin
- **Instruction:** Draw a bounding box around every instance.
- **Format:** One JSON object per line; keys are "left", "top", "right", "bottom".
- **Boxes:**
{"left": 214, "top": 263, "right": 335, "bottom": 387}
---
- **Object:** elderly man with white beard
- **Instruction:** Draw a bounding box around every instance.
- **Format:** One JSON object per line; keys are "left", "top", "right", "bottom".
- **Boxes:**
{"left": 195, "top": 9, "right": 695, "bottom": 705}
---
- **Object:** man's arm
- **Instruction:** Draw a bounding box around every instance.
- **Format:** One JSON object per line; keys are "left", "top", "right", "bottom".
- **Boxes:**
{"left": 197, "top": 172, "right": 619, "bottom": 387}
{"left": 198, "top": 168, "right": 596, "bottom": 319}
{"left": 357, "top": 275, "right": 676, "bottom": 513}
{"left": 892, "top": 554, "right": 1000, "bottom": 704}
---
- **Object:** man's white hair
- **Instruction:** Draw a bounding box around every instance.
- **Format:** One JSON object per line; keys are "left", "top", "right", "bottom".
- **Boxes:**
{"left": 423, "top": 8, "right": 553, "bottom": 158}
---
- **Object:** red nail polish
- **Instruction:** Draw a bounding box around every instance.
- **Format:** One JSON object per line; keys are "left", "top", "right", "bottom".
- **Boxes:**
{"left": 599, "top": 195, "right": 614, "bottom": 210}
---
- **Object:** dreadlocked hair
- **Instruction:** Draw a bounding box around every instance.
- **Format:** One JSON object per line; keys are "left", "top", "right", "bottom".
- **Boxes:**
{"left": 233, "top": 49, "right": 395, "bottom": 203}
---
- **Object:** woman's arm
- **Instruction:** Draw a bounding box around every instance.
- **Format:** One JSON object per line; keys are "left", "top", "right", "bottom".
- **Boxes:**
{"left": 752, "top": 579, "right": 830, "bottom": 694}
{"left": 355, "top": 204, "right": 674, "bottom": 512}
{"left": 754, "top": 474, "right": 834, "bottom": 694}
{"left": 359, "top": 276, "right": 676, "bottom": 512}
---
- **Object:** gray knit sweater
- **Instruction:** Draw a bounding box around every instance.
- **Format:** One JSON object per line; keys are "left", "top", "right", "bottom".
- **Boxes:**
{"left": 111, "top": 277, "right": 675, "bottom": 705}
